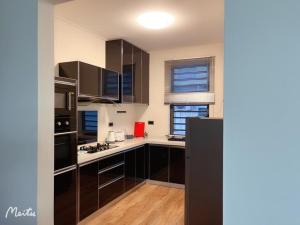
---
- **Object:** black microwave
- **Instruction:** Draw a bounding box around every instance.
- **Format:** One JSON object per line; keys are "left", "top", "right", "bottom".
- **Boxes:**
{"left": 55, "top": 77, "right": 77, "bottom": 133}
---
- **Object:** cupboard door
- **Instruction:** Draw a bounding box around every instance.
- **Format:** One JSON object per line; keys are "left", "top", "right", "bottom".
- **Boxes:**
{"left": 99, "top": 177, "right": 125, "bottom": 208}
{"left": 125, "top": 150, "right": 136, "bottom": 191}
{"left": 79, "top": 62, "right": 100, "bottom": 97}
{"left": 54, "top": 168, "right": 77, "bottom": 225}
{"left": 101, "top": 68, "right": 119, "bottom": 101}
{"left": 122, "top": 41, "right": 133, "bottom": 103}
{"left": 106, "top": 39, "right": 122, "bottom": 73}
{"left": 79, "top": 161, "right": 98, "bottom": 220}
{"left": 141, "top": 51, "right": 150, "bottom": 104}
{"left": 136, "top": 146, "right": 145, "bottom": 184}
{"left": 169, "top": 147, "right": 185, "bottom": 184}
{"left": 133, "top": 46, "right": 142, "bottom": 103}
{"left": 144, "top": 144, "right": 149, "bottom": 179}
{"left": 58, "top": 61, "right": 79, "bottom": 80}
{"left": 149, "top": 145, "right": 169, "bottom": 182}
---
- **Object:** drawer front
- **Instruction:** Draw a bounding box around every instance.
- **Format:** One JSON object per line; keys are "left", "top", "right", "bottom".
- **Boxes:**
{"left": 99, "top": 153, "right": 124, "bottom": 170}
{"left": 98, "top": 163, "right": 124, "bottom": 187}
{"left": 99, "top": 177, "right": 125, "bottom": 208}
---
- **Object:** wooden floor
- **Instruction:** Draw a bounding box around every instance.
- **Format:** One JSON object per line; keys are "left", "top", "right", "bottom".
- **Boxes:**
{"left": 80, "top": 183, "right": 184, "bottom": 225}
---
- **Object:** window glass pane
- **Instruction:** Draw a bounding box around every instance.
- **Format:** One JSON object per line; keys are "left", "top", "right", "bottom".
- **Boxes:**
{"left": 171, "top": 105, "right": 209, "bottom": 135}
{"left": 174, "top": 130, "right": 186, "bottom": 135}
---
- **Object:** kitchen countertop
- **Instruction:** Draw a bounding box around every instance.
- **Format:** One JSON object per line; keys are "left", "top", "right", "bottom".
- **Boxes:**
{"left": 78, "top": 137, "right": 185, "bottom": 165}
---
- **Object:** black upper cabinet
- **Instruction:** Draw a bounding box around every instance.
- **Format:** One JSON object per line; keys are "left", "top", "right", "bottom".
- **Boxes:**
{"left": 133, "top": 46, "right": 142, "bottom": 103}
{"left": 106, "top": 40, "right": 122, "bottom": 73}
{"left": 80, "top": 62, "right": 100, "bottom": 97}
{"left": 101, "top": 68, "right": 119, "bottom": 101}
{"left": 54, "top": 169, "right": 77, "bottom": 225}
{"left": 136, "top": 146, "right": 145, "bottom": 184}
{"left": 169, "top": 147, "right": 185, "bottom": 185}
{"left": 59, "top": 61, "right": 119, "bottom": 102}
{"left": 59, "top": 61, "right": 100, "bottom": 98}
{"left": 106, "top": 39, "right": 149, "bottom": 104}
{"left": 79, "top": 161, "right": 98, "bottom": 221}
{"left": 149, "top": 145, "right": 169, "bottom": 182}
{"left": 122, "top": 41, "right": 134, "bottom": 103}
{"left": 125, "top": 150, "right": 136, "bottom": 191}
{"left": 141, "top": 51, "right": 150, "bottom": 104}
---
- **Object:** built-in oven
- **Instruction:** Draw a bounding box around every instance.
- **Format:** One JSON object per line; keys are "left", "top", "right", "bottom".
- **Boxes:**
{"left": 55, "top": 77, "right": 77, "bottom": 133}
{"left": 54, "top": 132, "right": 77, "bottom": 172}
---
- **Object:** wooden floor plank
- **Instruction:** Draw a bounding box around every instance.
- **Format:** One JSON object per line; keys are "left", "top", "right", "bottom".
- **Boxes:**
{"left": 80, "top": 184, "right": 184, "bottom": 225}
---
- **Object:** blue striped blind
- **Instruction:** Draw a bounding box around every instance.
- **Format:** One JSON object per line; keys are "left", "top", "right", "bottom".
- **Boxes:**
{"left": 82, "top": 111, "right": 98, "bottom": 132}
{"left": 171, "top": 65, "right": 209, "bottom": 93}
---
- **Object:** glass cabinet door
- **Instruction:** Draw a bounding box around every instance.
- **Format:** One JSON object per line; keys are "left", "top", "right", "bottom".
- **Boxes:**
{"left": 122, "top": 41, "right": 134, "bottom": 103}
{"left": 101, "top": 68, "right": 119, "bottom": 101}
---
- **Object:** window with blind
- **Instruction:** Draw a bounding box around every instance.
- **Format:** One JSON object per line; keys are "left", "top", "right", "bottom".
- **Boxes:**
{"left": 171, "top": 64, "right": 210, "bottom": 93}
{"left": 170, "top": 104, "right": 209, "bottom": 135}
{"left": 82, "top": 111, "right": 98, "bottom": 132}
{"left": 164, "top": 57, "right": 214, "bottom": 104}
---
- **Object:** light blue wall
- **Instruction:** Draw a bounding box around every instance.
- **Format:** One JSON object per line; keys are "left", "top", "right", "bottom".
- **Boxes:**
{"left": 224, "top": 1, "right": 300, "bottom": 225}
{"left": 0, "top": 0, "right": 38, "bottom": 225}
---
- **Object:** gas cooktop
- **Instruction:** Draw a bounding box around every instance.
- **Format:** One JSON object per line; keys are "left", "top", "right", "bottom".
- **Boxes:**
{"left": 78, "top": 143, "right": 118, "bottom": 154}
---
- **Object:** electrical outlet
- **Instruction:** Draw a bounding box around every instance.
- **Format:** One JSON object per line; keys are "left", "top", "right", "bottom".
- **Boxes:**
{"left": 117, "top": 110, "right": 127, "bottom": 114}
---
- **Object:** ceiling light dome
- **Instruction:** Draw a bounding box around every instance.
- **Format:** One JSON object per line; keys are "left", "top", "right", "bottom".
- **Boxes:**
{"left": 138, "top": 11, "right": 174, "bottom": 30}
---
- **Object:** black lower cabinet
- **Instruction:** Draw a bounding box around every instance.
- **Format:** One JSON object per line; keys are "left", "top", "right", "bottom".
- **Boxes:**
{"left": 185, "top": 118, "right": 223, "bottom": 225}
{"left": 144, "top": 145, "right": 149, "bottom": 179}
{"left": 169, "top": 147, "right": 185, "bottom": 184}
{"left": 149, "top": 145, "right": 169, "bottom": 182}
{"left": 136, "top": 146, "right": 145, "bottom": 184}
{"left": 99, "top": 177, "right": 125, "bottom": 208}
{"left": 98, "top": 163, "right": 124, "bottom": 186}
{"left": 125, "top": 150, "right": 136, "bottom": 191}
{"left": 54, "top": 168, "right": 77, "bottom": 225}
{"left": 79, "top": 161, "right": 98, "bottom": 220}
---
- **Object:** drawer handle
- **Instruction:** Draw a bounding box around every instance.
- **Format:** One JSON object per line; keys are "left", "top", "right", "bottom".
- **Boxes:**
{"left": 98, "top": 162, "right": 124, "bottom": 174}
{"left": 98, "top": 175, "right": 125, "bottom": 190}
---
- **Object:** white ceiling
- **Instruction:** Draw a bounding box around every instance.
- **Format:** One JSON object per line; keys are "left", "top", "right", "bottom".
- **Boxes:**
{"left": 55, "top": 0, "right": 224, "bottom": 51}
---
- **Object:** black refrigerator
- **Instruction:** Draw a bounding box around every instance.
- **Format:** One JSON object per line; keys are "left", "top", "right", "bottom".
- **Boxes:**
{"left": 185, "top": 118, "right": 223, "bottom": 225}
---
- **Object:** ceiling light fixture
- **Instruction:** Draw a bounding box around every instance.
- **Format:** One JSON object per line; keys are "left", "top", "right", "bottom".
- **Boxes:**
{"left": 138, "top": 11, "right": 174, "bottom": 30}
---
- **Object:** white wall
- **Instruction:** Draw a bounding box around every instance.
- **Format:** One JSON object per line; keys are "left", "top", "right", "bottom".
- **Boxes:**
{"left": 54, "top": 16, "right": 224, "bottom": 139}
{"left": 38, "top": 1, "right": 54, "bottom": 225}
{"left": 54, "top": 16, "right": 106, "bottom": 70}
{"left": 139, "top": 44, "right": 224, "bottom": 137}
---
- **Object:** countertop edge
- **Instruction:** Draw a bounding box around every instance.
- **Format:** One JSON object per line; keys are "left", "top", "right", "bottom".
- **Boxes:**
{"left": 77, "top": 138, "right": 185, "bottom": 165}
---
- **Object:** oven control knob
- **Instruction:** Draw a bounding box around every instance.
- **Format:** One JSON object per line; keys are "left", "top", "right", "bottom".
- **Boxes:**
{"left": 57, "top": 121, "right": 62, "bottom": 126}
{"left": 65, "top": 121, "right": 69, "bottom": 126}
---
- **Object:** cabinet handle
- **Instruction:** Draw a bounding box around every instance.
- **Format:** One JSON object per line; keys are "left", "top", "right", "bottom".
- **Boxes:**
{"left": 54, "top": 164, "right": 77, "bottom": 176}
{"left": 98, "top": 175, "right": 125, "bottom": 190}
{"left": 68, "top": 92, "right": 74, "bottom": 111}
{"left": 98, "top": 162, "right": 124, "bottom": 174}
{"left": 55, "top": 131, "right": 77, "bottom": 136}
